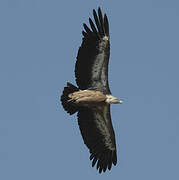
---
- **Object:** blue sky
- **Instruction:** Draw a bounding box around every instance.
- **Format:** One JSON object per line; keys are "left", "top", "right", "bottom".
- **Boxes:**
{"left": 0, "top": 0, "right": 179, "bottom": 179}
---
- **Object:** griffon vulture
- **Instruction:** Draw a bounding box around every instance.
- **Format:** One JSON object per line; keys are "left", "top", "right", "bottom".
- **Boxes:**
{"left": 61, "top": 7, "right": 123, "bottom": 173}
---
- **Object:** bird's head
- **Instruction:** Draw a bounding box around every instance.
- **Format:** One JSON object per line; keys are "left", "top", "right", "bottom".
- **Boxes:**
{"left": 105, "top": 95, "right": 123, "bottom": 104}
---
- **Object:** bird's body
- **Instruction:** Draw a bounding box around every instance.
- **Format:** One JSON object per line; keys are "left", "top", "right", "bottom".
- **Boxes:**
{"left": 61, "top": 8, "right": 122, "bottom": 173}
{"left": 68, "top": 89, "right": 122, "bottom": 106}
{"left": 68, "top": 89, "right": 106, "bottom": 105}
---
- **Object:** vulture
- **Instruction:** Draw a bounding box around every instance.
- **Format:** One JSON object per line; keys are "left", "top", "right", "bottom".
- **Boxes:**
{"left": 61, "top": 7, "right": 123, "bottom": 173}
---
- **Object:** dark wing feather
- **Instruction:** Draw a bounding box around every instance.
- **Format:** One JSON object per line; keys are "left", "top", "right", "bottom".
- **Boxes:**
{"left": 75, "top": 7, "right": 111, "bottom": 94}
{"left": 98, "top": 8, "right": 105, "bottom": 36}
{"left": 77, "top": 105, "right": 117, "bottom": 173}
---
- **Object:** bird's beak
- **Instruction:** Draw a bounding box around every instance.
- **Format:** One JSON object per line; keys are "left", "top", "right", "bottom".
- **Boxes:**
{"left": 118, "top": 99, "right": 123, "bottom": 104}
{"left": 113, "top": 98, "right": 123, "bottom": 104}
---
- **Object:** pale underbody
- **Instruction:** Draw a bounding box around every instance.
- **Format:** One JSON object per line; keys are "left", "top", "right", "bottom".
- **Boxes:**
{"left": 68, "top": 90, "right": 122, "bottom": 106}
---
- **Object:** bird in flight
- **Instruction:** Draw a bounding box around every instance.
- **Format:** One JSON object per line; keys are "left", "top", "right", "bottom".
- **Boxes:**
{"left": 61, "top": 7, "right": 123, "bottom": 173}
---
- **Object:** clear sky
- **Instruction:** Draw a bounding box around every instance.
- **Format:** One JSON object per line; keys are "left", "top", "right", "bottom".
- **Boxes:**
{"left": 0, "top": 0, "right": 179, "bottom": 179}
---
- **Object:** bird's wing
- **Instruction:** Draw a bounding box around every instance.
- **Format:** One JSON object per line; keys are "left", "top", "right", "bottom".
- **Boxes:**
{"left": 77, "top": 105, "right": 117, "bottom": 173}
{"left": 75, "top": 8, "right": 111, "bottom": 94}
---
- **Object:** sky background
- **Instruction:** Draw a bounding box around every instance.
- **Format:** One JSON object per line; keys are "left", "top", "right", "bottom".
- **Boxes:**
{"left": 0, "top": 0, "right": 179, "bottom": 179}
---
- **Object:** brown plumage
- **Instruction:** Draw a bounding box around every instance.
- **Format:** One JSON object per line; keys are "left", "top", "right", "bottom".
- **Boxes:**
{"left": 61, "top": 7, "right": 122, "bottom": 173}
{"left": 68, "top": 90, "right": 106, "bottom": 105}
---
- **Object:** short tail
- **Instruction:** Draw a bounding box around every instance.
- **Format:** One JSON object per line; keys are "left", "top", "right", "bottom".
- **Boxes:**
{"left": 61, "top": 82, "right": 79, "bottom": 115}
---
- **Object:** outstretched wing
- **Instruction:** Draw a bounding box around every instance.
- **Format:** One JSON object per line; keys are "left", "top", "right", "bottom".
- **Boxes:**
{"left": 75, "top": 8, "right": 111, "bottom": 94}
{"left": 77, "top": 105, "right": 117, "bottom": 173}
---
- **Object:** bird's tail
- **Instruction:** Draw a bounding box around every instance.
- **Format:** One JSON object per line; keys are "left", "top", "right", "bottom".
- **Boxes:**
{"left": 61, "top": 82, "right": 79, "bottom": 115}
